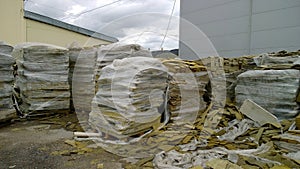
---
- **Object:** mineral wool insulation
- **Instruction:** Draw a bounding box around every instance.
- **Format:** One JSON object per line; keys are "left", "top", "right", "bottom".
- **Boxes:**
{"left": 0, "top": 42, "right": 16, "bottom": 121}
{"left": 236, "top": 69, "right": 300, "bottom": 119}
{"left": 13, "top": 43, "right": 70, "bottom": 116}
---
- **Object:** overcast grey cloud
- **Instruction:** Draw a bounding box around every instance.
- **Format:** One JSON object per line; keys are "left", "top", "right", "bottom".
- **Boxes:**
{"left": 25, "top": 0, "right": 180, "bottom": 50}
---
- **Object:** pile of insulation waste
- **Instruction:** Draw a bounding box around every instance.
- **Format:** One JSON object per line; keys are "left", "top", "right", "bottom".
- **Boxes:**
{"left": 81, "top": 47, "right": 300, "bottom": 169}
{"left": 87, "top": 49, "right": 212, "bottom": 157}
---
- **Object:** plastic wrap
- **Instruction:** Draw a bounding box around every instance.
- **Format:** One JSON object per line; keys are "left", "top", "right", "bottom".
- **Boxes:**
{"left": 89, "top": 57, "right": 169, "bottom": 139}
{"left": 153, "top": 143, "right": 273, "bottom": 169}
{"left": 94, "top": 43, "right": 152, "bottom": 92}
{"left": 0, "top": 42, "right": 16, "bottom": 122}
{"left": 236, "top": 69, "right": 300, "bottom": 119}
{"left": 12, "top": 43, "right": 70, "bottom": 116}
{"left": 88, "top": 55, "right": 210, "bottom": 158}
{"left": 254, "top": 53, "right": 300, "bottom": 66}
{"left": 0, "top": 44, "right": 14, "bottom": 110}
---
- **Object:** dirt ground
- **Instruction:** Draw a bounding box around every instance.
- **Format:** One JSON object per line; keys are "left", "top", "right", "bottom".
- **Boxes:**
{"left": 0, "top": 114, "right": 127, "bottom": 169}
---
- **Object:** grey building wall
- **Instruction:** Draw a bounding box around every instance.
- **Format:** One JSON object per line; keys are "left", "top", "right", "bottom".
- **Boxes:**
{"left": 180, "top": 0, "right": 300, "bottom": 59}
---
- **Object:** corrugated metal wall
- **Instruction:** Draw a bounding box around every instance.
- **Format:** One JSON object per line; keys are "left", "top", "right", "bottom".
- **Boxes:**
{"left": 180, "top": 0, "right": 300, "bottom": 59}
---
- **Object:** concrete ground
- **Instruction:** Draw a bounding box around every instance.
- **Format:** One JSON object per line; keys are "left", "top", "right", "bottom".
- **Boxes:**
{"left": 0, "top": 114, "right": 126, "bottom": 169}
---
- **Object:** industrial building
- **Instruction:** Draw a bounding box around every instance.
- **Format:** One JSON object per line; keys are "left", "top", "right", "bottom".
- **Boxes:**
{"left": 0, "top": 0, "right": 117, "bottom": 47}
{"left": 180, "top": 0, "right": 300, "bottom": 59}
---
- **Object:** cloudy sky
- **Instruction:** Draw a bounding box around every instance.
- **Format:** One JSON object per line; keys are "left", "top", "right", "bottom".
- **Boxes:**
{"left": 24, "top": 0, "right": 180, "bottom": 50}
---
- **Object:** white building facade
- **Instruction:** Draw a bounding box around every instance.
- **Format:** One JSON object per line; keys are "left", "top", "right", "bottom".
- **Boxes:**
{"left": 179, "top": 0, "right": 300, "bottom": 59}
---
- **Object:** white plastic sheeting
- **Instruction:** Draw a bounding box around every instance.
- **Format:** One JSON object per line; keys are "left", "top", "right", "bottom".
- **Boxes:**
{"left": 153, "top": 143, "right": 276, "bottom": 169}
{"left": 254, "top": 53, "right": 300, "bottom": 66}
{"left": 0, "top": 42, "right": 16, "bottom": 122}
{"left": 0, "top": 43, "right": 14, "bottom": 109}
{"left": 94, "top": 43, "right": 152, "bottom": 89}
{"left": 236, "top": 69, "right": 300, "bottom": 119}
{"left": 13, "top": 43, "right": 70, "bottom": 116}
{"left": 88, "top": 55, "right": 210, "bottom": 158}
{"left": 89, "top": 57, "right": 169, "bottom": 140}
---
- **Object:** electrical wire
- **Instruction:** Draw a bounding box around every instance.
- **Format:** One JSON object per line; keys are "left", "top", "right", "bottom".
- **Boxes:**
{"left": 160, "top": 0, "right": 177, "bottom": 49}
{"left": 77, "top": 0, "right": 123, "bottom": 16}
{"left": 61, "top": 0, "right": 124, "bottom": 20}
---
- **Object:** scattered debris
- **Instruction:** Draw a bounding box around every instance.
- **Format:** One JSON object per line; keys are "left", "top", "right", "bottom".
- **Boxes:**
{"left": 74, "top": 132, "right": 101, "bottom": 138}
{"left": 97, "top": 163, "right": 104, "bottom": 169}
{"left": 206, "top": 158, "right": 243, "bottom": 169}
{"left": 148, "top": 50, "right": 300, "bottom": 169}
{"left": 51, "top": 139, "right": 93, "bottom": 156}
{"left": 240, "top": 99, "right": 281, "bottom": 128}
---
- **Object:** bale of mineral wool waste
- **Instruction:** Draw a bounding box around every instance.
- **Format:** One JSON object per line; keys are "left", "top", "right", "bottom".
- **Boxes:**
{"left": 236, "top": 69, "right": 300, "bottom": 119}
{"left": 254, "top": 50, "right": 300, "bottom": 68}
{"left": 71, "top": 47, "right": 97, "bottom": 126}
{"left": 94, "top": 43, "right": 152, "bottom": 92}
{"left": 0, "top": 42, "right": 16, "bottom": 122}
{"left": 12, "top": 43, "right": 70, "bottom": 116}
{"left": 89, "top": 57, "right": 170, "bottom": 140}
{"left": 89, "top": 56, "right": 212, "bottom": 140}
{"left": 161, "top": 59, "right": 210, "bottom": 123}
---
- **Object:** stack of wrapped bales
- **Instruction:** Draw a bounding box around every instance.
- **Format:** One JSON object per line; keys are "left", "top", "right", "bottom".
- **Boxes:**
{"left": 0, "top": 42, "right": 16, "bottom": 122}
{"left": 13, "top": 43, "right": 70, "bottom": 116}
